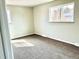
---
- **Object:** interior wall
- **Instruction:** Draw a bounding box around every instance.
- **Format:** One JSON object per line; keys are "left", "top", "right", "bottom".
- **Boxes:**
{"left": 7, "top": 6, "right": 34, "bottom": 39}
{"left": 33, "top": 0, "right": 79, "bottom": 46}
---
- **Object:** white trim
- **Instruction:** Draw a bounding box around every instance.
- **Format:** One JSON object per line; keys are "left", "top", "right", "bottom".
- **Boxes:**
{"left": 0, "top": 0, "right": 14, "bottom": 59}
{"left": 0, "top": 34, "right": 5, "bottom": 59}
{"left": 37, "top": 33, "right": 79, "bottom": 47}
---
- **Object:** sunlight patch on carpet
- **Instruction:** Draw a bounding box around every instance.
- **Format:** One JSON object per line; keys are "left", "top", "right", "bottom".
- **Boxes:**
{"left": 11, "top": 39, "right": 34, "bottom": 47}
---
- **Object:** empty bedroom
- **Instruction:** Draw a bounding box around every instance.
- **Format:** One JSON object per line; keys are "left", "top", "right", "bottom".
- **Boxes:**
{"left": 3, "top": 0, "right": 79, "bottom": 59}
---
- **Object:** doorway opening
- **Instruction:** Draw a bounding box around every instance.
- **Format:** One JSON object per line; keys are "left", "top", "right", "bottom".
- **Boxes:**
{"left": 4, "top": 0, "right": 79, "bottom": 59}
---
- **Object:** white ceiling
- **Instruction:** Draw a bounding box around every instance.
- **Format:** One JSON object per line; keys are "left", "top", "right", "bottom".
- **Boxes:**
{"left": 6, "top": 0, "right": 54, "bottom": 7}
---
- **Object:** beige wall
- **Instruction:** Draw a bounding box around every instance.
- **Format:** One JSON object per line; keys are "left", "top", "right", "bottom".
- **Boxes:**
{"left": 33, "top": 0, "right": 79, "bottom": 46}
{"left": 8, "top": 6, "right": 34, "bottom": 39}
{"left": 7, "top": 0, "right": 79, "bottom": 46}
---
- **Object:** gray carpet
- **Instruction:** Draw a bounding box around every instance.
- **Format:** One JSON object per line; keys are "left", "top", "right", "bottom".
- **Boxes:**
{"left": 12, "top": 35, "right": 79, "bottom": 59}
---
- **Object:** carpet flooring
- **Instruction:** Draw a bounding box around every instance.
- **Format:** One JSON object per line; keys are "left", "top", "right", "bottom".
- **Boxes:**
{"left": 12, "top": 35, "right": 79, "bottom": 59}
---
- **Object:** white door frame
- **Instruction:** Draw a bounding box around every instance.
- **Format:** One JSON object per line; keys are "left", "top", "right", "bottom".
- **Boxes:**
{"left": 0, "top": 0, "right": 14, "bottom": 59}
{"left": 0, "top": 34, "right": 5, "bottom": 59}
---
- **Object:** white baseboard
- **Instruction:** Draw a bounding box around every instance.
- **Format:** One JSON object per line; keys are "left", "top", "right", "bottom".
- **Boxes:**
{"left": 11, "top": 33, "right": 35, "bottom": 39}
{"left": 36, "top": 34, "right": 79, "bottom": 47}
